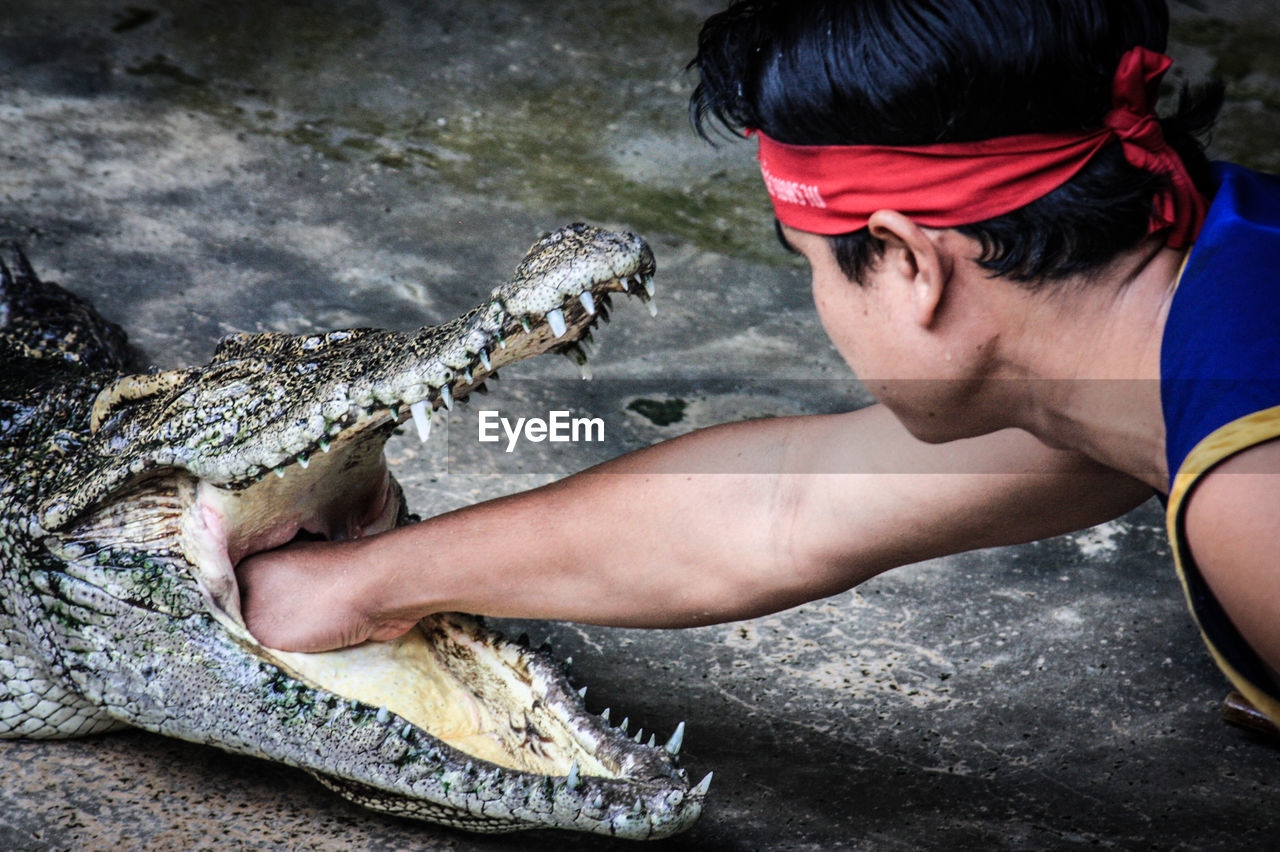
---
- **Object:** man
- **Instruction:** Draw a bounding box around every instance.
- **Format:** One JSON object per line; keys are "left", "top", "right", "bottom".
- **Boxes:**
{"left": 239, "top": 0, "right": 1280, "bottom": 726}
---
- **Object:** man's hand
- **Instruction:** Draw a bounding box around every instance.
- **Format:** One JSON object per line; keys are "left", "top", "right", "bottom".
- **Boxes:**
{"left": 236, "top": 536, "right": 420, "bottom": 653}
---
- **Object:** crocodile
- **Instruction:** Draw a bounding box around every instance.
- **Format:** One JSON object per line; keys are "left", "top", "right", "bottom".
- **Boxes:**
{"left": 0, "top": 223, "right": 709, "bottom": 839}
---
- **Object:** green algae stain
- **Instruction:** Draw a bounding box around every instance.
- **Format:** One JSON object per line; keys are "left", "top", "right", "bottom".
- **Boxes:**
{"left": 241, "top": 82, "right": 775, "bottom": 265}
{"left": 627, "top": 397, "right": 687, "bottom": 427}
{"left": 416, "top": 87, "right": 776, "bottom": 265}
{"left": 98, "top": 0, "right": 1280, "bottom": 254}
{"left": 282, "top": 120, "right": 352, "bottom": 162}
{"left": 119, "top": 0, "right": 781, "bottom": 265}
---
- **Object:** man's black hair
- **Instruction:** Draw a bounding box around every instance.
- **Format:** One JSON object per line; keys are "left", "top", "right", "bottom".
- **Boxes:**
{"left": 690, "top": 0, "right": 1223, "bottom": 286}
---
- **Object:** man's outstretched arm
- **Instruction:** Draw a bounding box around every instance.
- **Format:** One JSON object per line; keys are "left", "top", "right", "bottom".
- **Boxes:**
{"left": 237, "top": 404, "right": 1152, "bottom": 651}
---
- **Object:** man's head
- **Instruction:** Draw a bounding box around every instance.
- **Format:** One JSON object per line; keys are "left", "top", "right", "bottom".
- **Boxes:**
{"left": 690, "top": 0, "right": 1220, "bottom": 287}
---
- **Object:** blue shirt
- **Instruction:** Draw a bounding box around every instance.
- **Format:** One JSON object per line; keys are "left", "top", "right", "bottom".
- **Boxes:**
{"left": 1162, "top": 162, "right": 1280, "bottom": 718}
{"left": 1163, "top": 162, "right": 1280, "bottom": 487}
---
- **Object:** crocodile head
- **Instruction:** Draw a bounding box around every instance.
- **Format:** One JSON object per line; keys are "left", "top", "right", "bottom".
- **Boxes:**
{"left": 25, "top": 224, "right": 708, "bottom": 838}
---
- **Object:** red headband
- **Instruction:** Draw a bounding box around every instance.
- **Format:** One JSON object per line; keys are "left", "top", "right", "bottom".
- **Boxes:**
{"left": 753, "top": 46, "right": 1207, "bottom": 249}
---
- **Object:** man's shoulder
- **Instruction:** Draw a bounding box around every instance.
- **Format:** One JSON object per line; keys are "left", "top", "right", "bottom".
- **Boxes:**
{"left": 1183, "top": 439, "right": 1280, "bottom": 537}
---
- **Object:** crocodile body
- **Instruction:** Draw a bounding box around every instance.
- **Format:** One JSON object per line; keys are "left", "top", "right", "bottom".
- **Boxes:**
{"left": 0, "top": 225, "right": 708, "bottom": 838}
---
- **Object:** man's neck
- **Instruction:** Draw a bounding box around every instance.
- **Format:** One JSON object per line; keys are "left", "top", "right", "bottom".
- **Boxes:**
{"left": 991, "top": 239, "right": 1186, "bottom": 491}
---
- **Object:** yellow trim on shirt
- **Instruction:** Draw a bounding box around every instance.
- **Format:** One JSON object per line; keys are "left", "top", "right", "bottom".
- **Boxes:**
{"left": 1167, "top": 405, "right": 1280, "bottom": 726}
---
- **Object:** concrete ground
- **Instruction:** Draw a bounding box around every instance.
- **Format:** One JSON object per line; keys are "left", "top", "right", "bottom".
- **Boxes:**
{"left": 1, "top": 1, "right": 1278, "bottom": 849}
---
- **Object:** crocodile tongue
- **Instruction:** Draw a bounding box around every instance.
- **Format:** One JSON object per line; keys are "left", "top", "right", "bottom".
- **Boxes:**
{"left": 271, "top": 616, "right": 616, "bottom": 777}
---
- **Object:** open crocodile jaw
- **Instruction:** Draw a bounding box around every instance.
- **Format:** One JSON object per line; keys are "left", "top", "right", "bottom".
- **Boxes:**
{"left": 176, "top": 426, "right": 708, "bottom": 834}
{"left": 5, "top": 223, "right": 706, "bottom": 834}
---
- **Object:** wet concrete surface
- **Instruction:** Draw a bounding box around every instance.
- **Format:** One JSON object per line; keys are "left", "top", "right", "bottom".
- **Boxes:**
{"left": 1, "top": 0, "right": 1279, "bottom": 849}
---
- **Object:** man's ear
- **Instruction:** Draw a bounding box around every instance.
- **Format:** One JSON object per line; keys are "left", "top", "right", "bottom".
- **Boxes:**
{"left": 867, "top": 209, "right": 951, "bottom": 328}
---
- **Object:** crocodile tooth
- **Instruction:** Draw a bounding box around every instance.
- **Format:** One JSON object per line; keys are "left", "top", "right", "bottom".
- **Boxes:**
{"left": 692, "top": 771, "right": 713, "bottom": 796}
{"left": 566, "top": 760, "right": 582, "bottom": 791}
{"left": 547, "top": 308, "right": 567, "bottom": 338}
{"left": 439, "top": 383, "right": 453, "bottom": 411}
{"left": 631, "top": 798, "right": 643, "bottom": 815}
{"left": 520, "top": 316, "right": 532, "bottom": 333}
{"left": 633, "top": 728, "right": 644, "bottom": 744}
{"left": 463, "top": 368, "right": 473, "bottom": 384}
{"left": 591, "top": 793, "right": 605, "bottom": 810}
{"left": 600, "top": 708, "right": 611, "bottom": 723}
{"left": 647, "top": 734, "right": 656, "bottom": 747}
{"left": 390, "top": 403, "right": 400, "bottom": 419}
{"left": 619, "top": 275, "right": 630, "bottom": 292}
{"left": 318, "top": 438, "right": 331, "bottom": 453}
{"left": 578, "top": 290, "right": 596, "bottom": 314}
{"left": 273, "top": 467, "right": 286, "bottom": 478}
{"left": 643, "top": 275, "right": 655, "bottom": 296}
{"left": 647, "top": 300, "right": 658, "bottom": 318}
{"left": 619, "top": 717, "right": 629, "bottom": 734}
{"left": 665, "top": 721, "right": 685, "bottom": 756}
{"left": 479, "top": 348, "right": 492, "bottom": 370}
{"left": 297, "top": 454, "right": 310, "bottom": 469}
{"left": 410, "top": 400, "right": 431, "bottom": 442}
{"left": 577, "top": 686, "right": 587, "bottom": 699}
{"left": 376, "top": 707, "right": 390, "bottom": 724}
{"left": 563, "top": 655, "right": 573, "bottom": 668}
